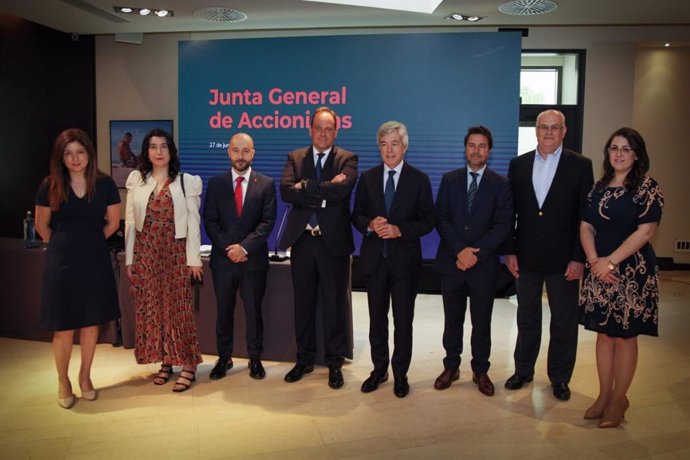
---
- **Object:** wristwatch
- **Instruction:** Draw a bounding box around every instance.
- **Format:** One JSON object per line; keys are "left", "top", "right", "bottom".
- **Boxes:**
{"left": 607, "top": 260, "right": 617, "bottom": 271}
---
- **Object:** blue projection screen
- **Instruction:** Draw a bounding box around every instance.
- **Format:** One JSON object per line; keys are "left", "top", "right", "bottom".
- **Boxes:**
{"left": 179, "top": 32, "right": 521, "bottom": 258}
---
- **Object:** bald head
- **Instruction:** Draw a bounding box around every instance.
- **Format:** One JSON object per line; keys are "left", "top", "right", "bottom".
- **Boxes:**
{"left": 228, "top": 132, "right": 255, "bottom": 173}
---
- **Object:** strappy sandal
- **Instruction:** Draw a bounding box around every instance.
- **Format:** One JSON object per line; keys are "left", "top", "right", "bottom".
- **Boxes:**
{"left": 153, "top": 364, "right": 173, "bottom": 385}
{"left": 172, "top": 369, "right": 196, "bottom": 393}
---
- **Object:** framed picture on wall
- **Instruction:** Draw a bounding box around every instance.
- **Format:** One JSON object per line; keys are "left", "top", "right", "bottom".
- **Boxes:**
{"left": 110, "top": 119, "right": 174, "bottom": 188}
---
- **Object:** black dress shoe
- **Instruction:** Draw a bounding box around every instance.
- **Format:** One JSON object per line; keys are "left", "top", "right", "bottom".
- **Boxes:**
{"left": 504, "top": 373, "right": 533, "bottom": 390}
{"left": 361, "top": 371, "right": 388, "bottom": 393}
{"left": 209, "top": 359, "right": 233, "bottom": 380}
{"left": 394, "top": 376, "right": 409, "bottom": 398}
{"left": 284, "top": 363, "right": 314, "bottom": 382}
{"left": 248, "top": 360, "right": 266, "bottom": 379}
{"left": 328, "top": 366, "right": 344, "bottom": 389}
{"left": 552, "top": 382, "right": 571, "bottom": 401}
{"left": 472, "top": 372, "right": 495, "bottom": 396}
{"left": 434, "top": 368, "right": 460, "bottom": 390}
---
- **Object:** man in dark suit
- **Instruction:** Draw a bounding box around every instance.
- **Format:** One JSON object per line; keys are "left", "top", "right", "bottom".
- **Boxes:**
{"left": 503, "top": 110, "right": 594, "bottom": 401}
{"left": 279, "top": 106, "right": 358, "bottom": 389}
{"left": 352, "top": 121, "right": 435, "bottom": 398}
{"left": 203, "top": 132, "right": 277, "bottom": 380}
{"left": 432, "top": 126, "right": 513, "bottom": 397}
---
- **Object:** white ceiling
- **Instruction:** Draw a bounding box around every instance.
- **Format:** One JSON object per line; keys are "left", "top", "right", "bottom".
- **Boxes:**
{"left": 0, "top": 0, "right": 689, "bottom": 35}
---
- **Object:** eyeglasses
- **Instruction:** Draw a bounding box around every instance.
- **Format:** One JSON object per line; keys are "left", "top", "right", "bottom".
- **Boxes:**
{"left": 537, "top": 124, "right": 564, "bottom": 132}
{"left": 608, "top": 146, "right": 634, "bottom": 154}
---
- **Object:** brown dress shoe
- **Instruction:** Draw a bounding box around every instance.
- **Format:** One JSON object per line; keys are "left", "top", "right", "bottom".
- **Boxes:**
{"left": 472, "top": 372, "right": 495, "bottom": 396}
{"left": 434, "top": 368, "right": 459, "bottom": 390}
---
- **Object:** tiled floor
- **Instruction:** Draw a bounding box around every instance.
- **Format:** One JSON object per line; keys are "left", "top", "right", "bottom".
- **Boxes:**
{"left": 1, "top": 272, "right": 689, "bottom": 459}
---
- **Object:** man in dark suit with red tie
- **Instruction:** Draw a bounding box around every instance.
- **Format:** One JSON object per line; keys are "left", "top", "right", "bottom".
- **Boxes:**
{"left": 352, "top": 121, "right": 435, "bottom": 398}
{"left": 279, "top": 106, "right": 358, "bottom": 389}
{"left": 503, "top": 110, "right": 594, "bottom": 401}
{"left": 203, "top": 132, "right": 276, "bottom": 380}
{"left": 432, "top": 125, "right": 513, "bottom": 397}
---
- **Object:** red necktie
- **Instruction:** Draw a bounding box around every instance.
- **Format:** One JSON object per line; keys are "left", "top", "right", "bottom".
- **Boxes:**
{"left": 234, "top": 176, "right": 244, "bottom": 218}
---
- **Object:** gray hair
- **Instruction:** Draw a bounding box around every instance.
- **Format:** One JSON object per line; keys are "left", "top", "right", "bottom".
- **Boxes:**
{"left": 377, "top": 120, "right": 409, "bottom": 149}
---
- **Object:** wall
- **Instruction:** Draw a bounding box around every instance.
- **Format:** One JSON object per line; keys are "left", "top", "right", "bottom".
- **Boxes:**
{"left": 94, "top": 25, "right": 690, "bottom": 264}
{"left": 0, "top": 13, "right": 95, "bottom": 237}
{"left": 633, "top": 47, "right": 690, "bottom": 262}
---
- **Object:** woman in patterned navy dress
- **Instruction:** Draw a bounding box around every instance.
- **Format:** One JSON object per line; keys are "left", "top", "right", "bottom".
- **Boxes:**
{"left": 125, "top": 129, "right": 203, "bottom": 392}
{"left": 35, "top": 128, "right": 121, "bottom": 409}
{"left": 579, "top": 127, "right": 664, "bottom": 428}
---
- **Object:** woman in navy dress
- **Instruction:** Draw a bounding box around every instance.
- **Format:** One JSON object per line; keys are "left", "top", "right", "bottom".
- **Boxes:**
{"left": 579, "top": 127, "right": 663, "bottom": 428}
{"left": 35, "top": 128, "right": 121, "bottom": 409}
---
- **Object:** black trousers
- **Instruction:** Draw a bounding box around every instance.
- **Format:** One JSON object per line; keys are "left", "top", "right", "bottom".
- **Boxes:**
{"left": 290, "top": 234, "right": 350, "bottom": 367}
{"left": 211, "top": 268, "right": 267, "bottom": 361}
{"left": 364, "top": 256, "right": 418, "bottom": 378}
{"left": 440, "top": 273, "right": 495, "bottom": 374}
{"left": 512, "top": 270, "right": 580, "bottom": 383}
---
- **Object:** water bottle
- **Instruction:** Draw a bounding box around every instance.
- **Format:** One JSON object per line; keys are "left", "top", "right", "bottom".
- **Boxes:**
{"left": 23, "top": 210, "right": 35, "bottom": 243}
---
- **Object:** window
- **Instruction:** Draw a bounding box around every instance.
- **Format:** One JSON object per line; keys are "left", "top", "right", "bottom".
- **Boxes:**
{"left": 518, "top": 51, "right": 585, "bottom": 155}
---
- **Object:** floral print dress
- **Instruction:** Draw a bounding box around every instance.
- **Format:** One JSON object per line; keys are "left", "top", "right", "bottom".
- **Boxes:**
{"left": 579, "top": 176, "right": 664, "bottom": 338}
{"left": 131, "top": 181, "right": 202, "bottom": 365}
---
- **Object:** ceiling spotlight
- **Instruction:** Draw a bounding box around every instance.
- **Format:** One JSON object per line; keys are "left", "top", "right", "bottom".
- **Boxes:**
{"left": 139, "top": 8, "right": 151, "bottom": 16}
{"left": 446, "top": 13, "right": 484, "bottom": 22}
{"left": 119, "top": 7, "right": 132, "bottom": 13}
{"left": 664, "top": 43, "right": 671, "bottom": 47}
{"left": 156, "top": 10, "right": 170, "bottom": 17}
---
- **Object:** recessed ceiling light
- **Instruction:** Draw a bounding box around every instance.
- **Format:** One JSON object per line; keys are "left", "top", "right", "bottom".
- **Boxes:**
{"left": 664, "top": 43, "right": 671, "bottom": 47}
{"left": 114, "top": 6, "right": 174, "bottom": 17}
{"left": 446, "top": 13, "right": 484, "bottom": 22}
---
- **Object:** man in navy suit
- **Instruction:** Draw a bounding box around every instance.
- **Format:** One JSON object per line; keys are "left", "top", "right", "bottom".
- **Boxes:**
{"left": 279, "top": 107, "right": 358, "bottom": 389}
{"left": 432, "top": 126, "right": 513, "bottom": 396}
{"left": 203, "top": 132, "right": 276, "bottom": 380}
{"left": 352, "top": 121, "right": 435, "bottom": 398}
{"left": 503, "top": 110, "right": 594, "bottom": 401}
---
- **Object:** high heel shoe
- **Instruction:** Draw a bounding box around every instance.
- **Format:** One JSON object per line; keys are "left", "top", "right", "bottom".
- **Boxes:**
{"left": 80, "top": 380, "right": 98, "bottom": 401}
{"left": 58, "top": 394, "right": 75, "bottom": 409}
{"left": 599, "top": 397, "right": 630, "bottom": 428}
{"left": 584, "top": 403, "right": 606, "bottom": 420}
{"left": 153, "top": 364, "right": 173, "bottom": 385}
{"left": 172, "top": 369, "right": 196, "bottom": 393}
{"left": 80, "top": 388, "right": 98, "bottom": 401}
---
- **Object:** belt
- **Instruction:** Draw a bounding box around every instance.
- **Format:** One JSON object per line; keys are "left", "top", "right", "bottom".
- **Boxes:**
{"left": 304, "top": 229, "right": 322, "bottom": 237}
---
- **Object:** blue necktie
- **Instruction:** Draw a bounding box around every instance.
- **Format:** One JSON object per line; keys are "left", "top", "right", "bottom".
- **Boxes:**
{"left": 382, "top": 170, "right": 396, "bottom": 257}
{"left": 385, "top": 170, "right": 396, "bottom": 215}
{"left": 308, "top": 153, "right": 325, "bottom": 227}
{"left": 467, "top": 171, "right": 478, "bottom": 212}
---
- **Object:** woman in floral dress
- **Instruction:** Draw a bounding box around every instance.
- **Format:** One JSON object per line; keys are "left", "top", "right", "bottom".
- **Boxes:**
{"left": 579, "top": 127, "right": 664, "bottom": 428}
{"left": 125, "top": 128, "right": 203, "bottom": 392}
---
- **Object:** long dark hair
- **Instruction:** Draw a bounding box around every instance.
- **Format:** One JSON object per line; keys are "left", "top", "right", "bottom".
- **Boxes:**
{"left": 45, "top": 128, "right": 105, "bottom": 210}
{"left": 136, "top": 128, "right": 181, "bottom": 182}
{"left": 598, "top": 127, "right": 650, "bottom": 191}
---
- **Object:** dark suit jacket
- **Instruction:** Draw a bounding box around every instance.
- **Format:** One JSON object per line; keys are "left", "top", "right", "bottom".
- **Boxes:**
{"left": 203, "top": 170, "right": 277, "bottom": 272}
{"left": 433, "top": 167, "right": 513, "bottom": 277}
{"left": 504, "top": 149, "right": 594, "bottom": 274}
{"left": 352, "top": 162, "right": 435, "bottom": 278}
{"left": 279, "top": 145, "right": 358, "bottom": 257}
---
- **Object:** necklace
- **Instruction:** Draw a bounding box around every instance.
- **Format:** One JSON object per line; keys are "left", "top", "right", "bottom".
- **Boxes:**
{"left": 70, "top": 178, "right": 86, "bottom": 198}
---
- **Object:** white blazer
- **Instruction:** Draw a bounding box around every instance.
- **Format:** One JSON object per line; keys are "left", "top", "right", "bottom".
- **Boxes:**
{"left": 125, "top": 170, "right": 202, "bottom": 267}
